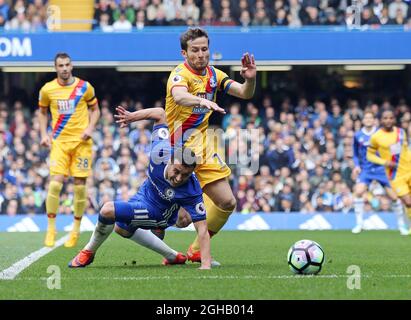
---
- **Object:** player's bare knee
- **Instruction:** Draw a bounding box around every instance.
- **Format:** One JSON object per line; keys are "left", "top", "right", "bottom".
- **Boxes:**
{"left": 220, "top": 196, "right": 236, "bottom": 212}
{"left": 100, "top": 202, "right": 115, "bottom": 220}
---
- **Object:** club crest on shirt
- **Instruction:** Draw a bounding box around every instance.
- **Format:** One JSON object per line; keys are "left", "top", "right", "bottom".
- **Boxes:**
{"left": 195, "top": 202, "right": 206, "bottom": 215}
{"left": 165, "top": 188, "right": 175, "bottom": 199}
{"left": 209, "top": 77, "right": 216, "bottom": 88}
{"left": 75, "top": 87, "right": 84, "bottom": 96}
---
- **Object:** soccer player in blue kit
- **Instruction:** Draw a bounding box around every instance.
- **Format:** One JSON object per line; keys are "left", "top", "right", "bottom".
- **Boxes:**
{"left": 69, "top": 106, "right": 212, "bottom": 269}
{"left": 351, "top": 110, "right": 409, "bottom": 235}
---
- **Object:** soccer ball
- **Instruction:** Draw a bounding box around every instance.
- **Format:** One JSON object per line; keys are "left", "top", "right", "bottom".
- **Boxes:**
{"left": 287, "top": 239, "right": 325, "bottom": 275}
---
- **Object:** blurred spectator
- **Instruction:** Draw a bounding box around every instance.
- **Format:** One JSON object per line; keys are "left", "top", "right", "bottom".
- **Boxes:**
{"left": 323, "top": 8, "right": 339, "bottom": 25}
{"left": 0, "top": 0, "right": 9, "bottom": 21}
{"left": 135, "top": 9, "right": 146, "bottom": 29}
{"left": 234, "top": 0, "right": 250, "bottom": 21}
{"left": 273, "top": 8, "right": 288, "bottom": 26}
{"left": 99, "top": 12, "right": 114, "bottom": 31}
{"left": 214, "top": 7, "right": 236, "bottom": 26}
{"left": 94, "top": 0, "right": 114, "bottom": 28}
{"left": 149, "top": 6, "right": 168, "bottom": 26}
{"left": 393, "top": 7, "right": 407, "bottom": 24}
{"left": 288, "top": 0, "right": 302, "bottom": 27}
{"left": 30, "top": 14, "right": 46, "bottom": 31}
{"left": 181, "top": 0, "right": 200, "bottom": 23}
{"left": 372, "top": 0, "right": 384, "bottom": 19}
{"left": 5, "top": 12, "right": 31, "bottom": 31}
{"left": 200, "top": 8, "right": 217, "bottom": 26}
{"left": 302, "top": 6, "right": 320, "bottom": 25}
{"left": 169, "top": 9, "right": 186, "bottom": 26}
{"left": 146, "top": 0, "right": 165, "bottom": 23}
{"left": 379, "top": 6, "right": 393, "bottom": 24}
{"left": 164, "top": 0, "right": 182, "bottom": 22}
{"left": 361, "top": 6, "right": 381, "bottom": 26}
{"left": 238, "top": 9, "right": 251, "bottom": 27}
{"left": 265, "top": 138, "right": 295, "bottom": 174}
{"left": 113, "top": 12, "right": 133, "bottom": 31}
{"left": 388, "top": 0, "right": 408, "bottom": 19}
{"left": 113, "top": 0, "right": 136, "bottom": 24}
{"left": 8, "top": 0, "right": 25, "bottom": 19}
{"left": 27, "top": 0, "right": 47, "bottom": 24}
{"left": 222, "top": 103, "right": 245, "bottom": 130}
{"left": 252, "top": 8, "right": 271, "bottom": 26}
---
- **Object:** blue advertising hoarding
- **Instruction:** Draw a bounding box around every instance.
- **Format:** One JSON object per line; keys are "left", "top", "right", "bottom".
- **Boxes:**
{"left": 1, "top": 27, "right": 411, "bottom": 65}
{"left": 0, "top": 212, "right": 399, "bottom": 232}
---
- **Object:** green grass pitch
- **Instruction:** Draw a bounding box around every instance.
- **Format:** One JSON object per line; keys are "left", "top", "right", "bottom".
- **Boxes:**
{"left": 0, "top": 230, "right": 410, "bottom": 300}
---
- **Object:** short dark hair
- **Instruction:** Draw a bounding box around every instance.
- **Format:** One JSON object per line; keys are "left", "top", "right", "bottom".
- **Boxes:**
{"left": 54, "top": 52, "right": 71, "bottom": 65}
{"left": 180, "top": 28, "right": 209, "bottom": 51}
{"left": 171, "top": 146, "right": 197, "bottom": 169}
{"left": 379, "top": 107, "right": 395, "bottom": 119}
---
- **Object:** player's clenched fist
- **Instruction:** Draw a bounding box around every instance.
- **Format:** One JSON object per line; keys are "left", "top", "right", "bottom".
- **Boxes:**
{"left": 40, "top": 135, "right": 51, "bottom": 148}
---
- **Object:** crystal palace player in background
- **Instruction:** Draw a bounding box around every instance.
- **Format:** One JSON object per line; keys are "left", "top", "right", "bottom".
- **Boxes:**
{"left": 351, "top": 110, "right": 409, "bottom": 235}
{"left": 367, "top": 108, "right": 411, "bottom": 235}
{"left": 38, "top": 52, "right": 101, "bottom": 247}
{"left": 165, "top": 28, "right": 257, "bottom": 263}
{"left": 69, "top": 106, "right": 212, "bottom": 269}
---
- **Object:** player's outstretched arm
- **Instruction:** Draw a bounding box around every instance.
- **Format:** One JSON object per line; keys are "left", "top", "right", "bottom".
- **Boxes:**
{"left": 225, "top": 52, "right": 256, "bottom": 100}
{"left": 172, "top": 86, "right": 226, "bottom": 114}
{"left": 194, "top": 219, "right": 211, "bottom": 270}
{"left": 115, "top": 106, "right": 166, "bottom": 127}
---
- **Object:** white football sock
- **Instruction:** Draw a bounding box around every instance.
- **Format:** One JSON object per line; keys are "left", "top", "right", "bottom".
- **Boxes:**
{"left": 393, "top": 199, "right": 408, "bottom": 228}
{"left": 129, "top": 228, "right": 177, "bottom": 261}
{"left": 354, "top": 197, "right": 364, "bottom": 226}
{"left": 84, "top": 221, "right": 114, "bottom": 252}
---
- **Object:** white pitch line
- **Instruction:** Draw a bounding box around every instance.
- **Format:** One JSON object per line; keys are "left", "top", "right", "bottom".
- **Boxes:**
{"left": 10, "top": 274, "right": 411, "bottom": 281}
{"left": 0, "top": 235, "right": 70, "bottom": 280}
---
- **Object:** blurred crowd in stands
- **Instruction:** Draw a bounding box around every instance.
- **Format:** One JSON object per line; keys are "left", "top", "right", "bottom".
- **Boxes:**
{"left": 0, "top": 0, "right": 48, "bottom": 31}
{"left": 1, "top": 94, "right": 410, "bottom": 215}
{"left": 93, "top": 0, "right": 411, "bottom": 30}
{"left": 1, "top": 0, "right": 411, "bottom": 32}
